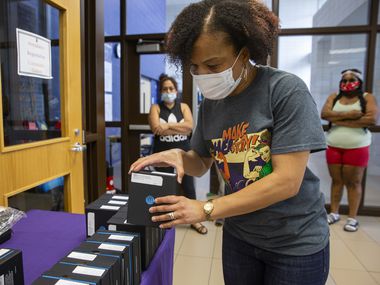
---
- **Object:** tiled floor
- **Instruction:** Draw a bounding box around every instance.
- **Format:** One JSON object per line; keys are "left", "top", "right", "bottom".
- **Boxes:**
{"left": 173, "top": 215, "right": 380, "bottom": 285}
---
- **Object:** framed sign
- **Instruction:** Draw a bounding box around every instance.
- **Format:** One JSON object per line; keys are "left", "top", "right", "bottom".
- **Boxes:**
{"left": 16, "top": 28, "right": 52, "bottom": 79}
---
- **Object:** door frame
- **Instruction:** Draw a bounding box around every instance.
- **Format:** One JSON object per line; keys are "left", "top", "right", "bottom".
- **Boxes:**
{"left": 0, "top": 0, "right": 85, "bottom": 213}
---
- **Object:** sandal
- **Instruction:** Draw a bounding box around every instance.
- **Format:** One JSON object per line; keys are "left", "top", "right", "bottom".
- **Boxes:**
{"left": 214, "top": 218, "right": 224, "bottom": 227}
{"left": 190, "top": 223, "right": 208, "bottom": 235}
{"left": 344, "top": 218, "right": 359, "bottom": 232}
{"left": 327, "top": 213, "right": 340, "bottom": 225}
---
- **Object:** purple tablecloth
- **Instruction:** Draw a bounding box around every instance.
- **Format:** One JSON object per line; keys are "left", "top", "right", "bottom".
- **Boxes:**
{"left": 1, "top": 209, "right": 174, "bottom": 285}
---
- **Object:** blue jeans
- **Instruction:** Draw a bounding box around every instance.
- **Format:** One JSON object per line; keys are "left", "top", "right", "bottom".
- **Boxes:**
{"left": 222, "top": 230, "right": 329, "bottom": 285}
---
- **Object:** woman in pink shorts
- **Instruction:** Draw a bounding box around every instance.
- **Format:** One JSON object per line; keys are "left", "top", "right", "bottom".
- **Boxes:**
{"left": 321, "top": 69, "right": 378, "bottom": 232}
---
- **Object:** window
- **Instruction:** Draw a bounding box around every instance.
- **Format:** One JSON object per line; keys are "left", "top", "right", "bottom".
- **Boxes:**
{"left": 0, "top": 0, "right": 61, "bottom": 146}
{"left": 104, "top": 42, "right": 121, "bottom": 122}
{"left": 104, "top": 0, "right": 120, "bottom": 36}
{"left": 139, "top": 54, "right": 183, "bottom": 114}
{"left": 126, "top": 0, "right": 272, "bottom": 35}
{"left": 8, "top": 176, "right": 65, "bottom": 211}
{"left": 105, "top": 128, "right": 122, "bottom": 191}
{"left": 365, "top": 133, "right": 380, "bottom": 207}
{"left": 278, "top": 34, "right": 367, "bottom": 116}
{"left": 279, "top": 0, "right": 369, "bottom": 29}
{"left": 373, "top": 34, "right": 380, "bottom": 124}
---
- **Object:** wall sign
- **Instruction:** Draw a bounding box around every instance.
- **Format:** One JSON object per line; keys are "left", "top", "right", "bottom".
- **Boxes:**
{"left": 16, "top": 28, "right": 53, "bottom": 79}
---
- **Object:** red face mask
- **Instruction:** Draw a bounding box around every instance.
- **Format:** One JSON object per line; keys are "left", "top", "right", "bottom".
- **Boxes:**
{"left": 340, "top": 81, "right": 360, "bottom": 92}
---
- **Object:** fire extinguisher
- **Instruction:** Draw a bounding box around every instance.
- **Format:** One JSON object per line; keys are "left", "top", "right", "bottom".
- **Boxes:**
{"left": 106, "top": 162, "right": 114, "bottom": 191}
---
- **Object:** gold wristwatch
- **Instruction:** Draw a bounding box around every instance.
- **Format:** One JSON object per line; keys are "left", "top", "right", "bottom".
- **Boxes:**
{"left": 203, "top": 199, "right": 214, "bottom": 221}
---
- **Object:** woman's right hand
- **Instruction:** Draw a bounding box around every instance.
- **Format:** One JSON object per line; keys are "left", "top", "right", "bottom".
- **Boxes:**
{"left": 129, "top": 149, "right": 185, "bottom": 183}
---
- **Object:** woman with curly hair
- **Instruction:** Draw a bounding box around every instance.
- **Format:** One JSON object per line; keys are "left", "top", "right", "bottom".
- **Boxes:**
{"left": 130, "top": 0, "right": 329, "bottom": 284}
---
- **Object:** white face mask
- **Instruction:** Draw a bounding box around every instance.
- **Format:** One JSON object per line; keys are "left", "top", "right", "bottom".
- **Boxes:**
{"left": 191, "top": 50, "right": 245, "bottom": 100}
{"left": 161, "top": 92, "right": 177, "bottom": 103}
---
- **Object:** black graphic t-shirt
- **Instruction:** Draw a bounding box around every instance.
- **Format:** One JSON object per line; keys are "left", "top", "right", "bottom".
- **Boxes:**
{"left": 191, "top": 65, "right": 328, "bottom": 256}
{"left": 153, "top": 100, "right": 191, "bottom": 153}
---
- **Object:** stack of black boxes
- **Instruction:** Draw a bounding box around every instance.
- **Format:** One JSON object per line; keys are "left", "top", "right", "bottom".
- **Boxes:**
{"left": 0, "top": 248, "right": 24, "bottom": 285}
{"left": 33, "top": 170, "right": 178, "bottom": 285}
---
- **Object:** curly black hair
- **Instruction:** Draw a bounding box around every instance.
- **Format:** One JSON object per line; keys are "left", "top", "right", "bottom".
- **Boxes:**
{"left": 165, "top": 0, "right": 279, "bottom": 68}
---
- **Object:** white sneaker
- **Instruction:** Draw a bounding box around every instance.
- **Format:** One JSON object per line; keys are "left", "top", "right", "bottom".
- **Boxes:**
{"left": 344, "top": 218, "right": 359, "bottom": 232}
{"left": 327, "top": 213, "right": 340, "bottom": 225}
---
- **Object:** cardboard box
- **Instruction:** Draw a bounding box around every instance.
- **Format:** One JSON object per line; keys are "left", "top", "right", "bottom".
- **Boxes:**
{"left": 88, "top": 230, "right": 140, "bottom": 285}
{"left": 73, "top": 240, "right": 132, "bottom": 285}
{"left": 0, "top": 248, "right": 24, "bottom": 285}
{"left": 127, "top": 171, "right": 179, "bottom": 227}
{"left": 61, "top": 250, "right": 121, "bottom": 285}
{"left": 107, "top": 211, "right": 153, "bottom": 270}
{"left": 85, "top": 193, "right": 129, "bottom": 236}
{"left": 40, "top": 262, "right": 110, "bottom": 285}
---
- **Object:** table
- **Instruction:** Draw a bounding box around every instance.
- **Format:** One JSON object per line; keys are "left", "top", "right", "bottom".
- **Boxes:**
{"left": 1, "top": 210, "right": 175, "bottom": 285}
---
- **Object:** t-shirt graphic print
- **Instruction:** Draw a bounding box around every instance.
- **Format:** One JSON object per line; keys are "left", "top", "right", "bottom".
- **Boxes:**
{"left": 210, "top": 121, "right": 272, "bottom": 193}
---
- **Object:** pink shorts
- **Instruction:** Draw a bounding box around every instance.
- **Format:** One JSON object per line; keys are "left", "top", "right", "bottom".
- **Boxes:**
{"left": 326, "top": 146, "right": 369, "bottom": 167}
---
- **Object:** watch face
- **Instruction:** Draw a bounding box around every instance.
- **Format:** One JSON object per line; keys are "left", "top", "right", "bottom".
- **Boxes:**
{"left": 204, "top": 202, "right": 213, "bottom": 213}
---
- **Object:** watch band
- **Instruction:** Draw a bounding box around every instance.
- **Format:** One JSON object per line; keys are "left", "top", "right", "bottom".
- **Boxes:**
{"left": 204, "top": 199, "right": 214, "bottom": 221}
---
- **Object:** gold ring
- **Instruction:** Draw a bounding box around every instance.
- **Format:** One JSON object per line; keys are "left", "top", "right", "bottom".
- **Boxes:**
{"left": 167, "top": 212, "right": 175, "bottom": 220}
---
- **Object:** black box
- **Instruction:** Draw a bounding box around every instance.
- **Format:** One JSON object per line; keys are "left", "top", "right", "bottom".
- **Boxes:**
{"left": 73, "top": 240, "right": 132, "bottom": 285}
{"left": 33, "top": 276, "right": 85, "bottom": 284}
{"left": 61, "top": 250, "right": 121, "bottom": 285}
{"left": 107, "top": 211, "right": 153, "bottom": 270}
{"left": 40, "top": 262, "right": 110, "bottom": 285}
{"left": 85, "top": 193, "right": 129, "bottom": 236}
{"left": 0, "top": 248, "right": 24, "bottom": 285}
{"left": 127, "top": 171, "right": 179, "bottom": 227}
{"left": 0, "top": 229, "right": 12, "bottom": 244}
{"left": 88, "top": 230, "right": 140, "bottom": 285}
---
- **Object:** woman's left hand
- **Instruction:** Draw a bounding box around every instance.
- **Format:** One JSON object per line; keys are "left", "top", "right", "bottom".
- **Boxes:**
{"left": 149, "top": 195, "right": 205, "bottom": 229}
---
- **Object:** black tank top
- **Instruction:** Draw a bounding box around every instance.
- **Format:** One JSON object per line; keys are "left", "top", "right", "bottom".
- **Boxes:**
{"left": 153, "top": 100, "right": 191, "bottom": 153}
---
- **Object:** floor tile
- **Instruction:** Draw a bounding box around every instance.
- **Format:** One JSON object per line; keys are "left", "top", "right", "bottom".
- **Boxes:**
{"left": 173, "top": 255, "right": 212, "bottom": 285}
{"left": 209, "top": 258, "right": 224, "bottom": 285}
{"left": 369, "top": 272, "right": 380, "bottom": 284}
{"left": 212, "top": 227, "right": 222, "bottom": 259}
{"left": 330, "top": 239, "right": 365, "bottom": 270}
{"left": 333, "top": 226, "right": 374, "bottom": 242}
{"left": 179, "top": 226, "right": 217, "bottom": 258}
{"left": 355, "top": 216, "right": 380, "bottom": 223}
{"left": 174, "top": 226, "right": 187, "bottom": 254}
{"left": 326, "top": 274, "right": 336, "bottom": 285}
{"left": 172, "top": 215, "right": 380, "bottom": 284}
{"left": 361, "top": 223, "right": 380, "bottom": 245}
{"left": 343, "top": 239, "right": 380, "bottom": 272}
{"left": 330, "top": 269, "right": 378, "bottom": 285}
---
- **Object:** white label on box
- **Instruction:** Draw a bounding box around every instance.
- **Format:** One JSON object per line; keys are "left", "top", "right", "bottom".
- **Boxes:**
{"left": 131, "top": 173, "right": 163, "bottom": 186}
{"left": 72, "top": 266, "right": 105, "bottom": 277}
{"left": 112, "top": 195, "right": 129, "bottom": 200}
{"left": 108, "top": 200, "right": 127, "bottom": 205}
{"left": 55, "top": 280, "right": 90, "bottom": 285}
{"left": 0, "top": 249, "right": 10, "bottom": 258}
{"left": 100, "top": 205, "right": 120, "bottom": 210}
{"left": 151, "top": 171, "right": 176, "bottom": 176}
{"left": 67, "top": 251, "right": 97, "bottom": 261}
{"left": 108, "top": 234, "right": 133, "bottom": 241}
{"left": 87, "top": 212, "right": 95, "bottom": 236}
{"left": 98, "top": 243, "right": 125, "bottom": 252}
{"left": 108, "top": 225, "right": 117, "bottom": 231}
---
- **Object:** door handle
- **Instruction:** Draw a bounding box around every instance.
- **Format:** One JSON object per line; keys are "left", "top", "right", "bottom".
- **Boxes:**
{"left": 71, "top": 142, "right": 87, "bottom": 152}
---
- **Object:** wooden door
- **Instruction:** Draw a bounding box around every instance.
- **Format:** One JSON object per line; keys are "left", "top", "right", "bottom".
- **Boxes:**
{"left": 0, "top": 0, "right": 85, "bottom": 213}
